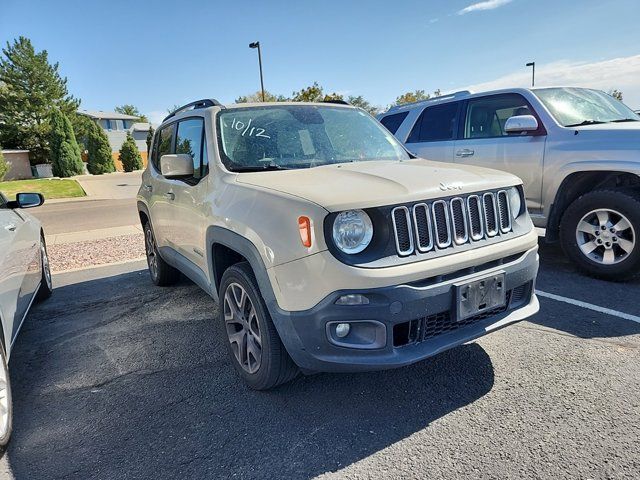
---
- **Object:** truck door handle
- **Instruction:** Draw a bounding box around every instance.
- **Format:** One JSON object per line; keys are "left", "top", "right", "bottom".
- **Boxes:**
{"left": 456, "top": 149, "right": 475, "bottom": 157}
{"left": 164, "top": 192, "right": 175, "bottom": 201}
{"left": 5, "top": 224, "right": 17, "bottom": 232}
{"left": 143, "top": 184, "right": 153, "bottom": 192}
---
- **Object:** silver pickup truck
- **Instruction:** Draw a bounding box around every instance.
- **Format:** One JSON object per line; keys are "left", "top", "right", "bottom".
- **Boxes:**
{"left": 379, "top": 87, "right": 640, "bottom": 280}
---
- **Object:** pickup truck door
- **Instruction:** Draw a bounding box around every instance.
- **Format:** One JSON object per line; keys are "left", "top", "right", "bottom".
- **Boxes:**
{"left": 403, "top": 102, "right": 460, "bottom": 164}
{"left": 453, "top": 94, "right": 546, "bottom": 213}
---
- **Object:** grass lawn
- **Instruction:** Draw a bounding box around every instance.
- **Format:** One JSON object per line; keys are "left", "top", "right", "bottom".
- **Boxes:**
{"left": 0, "top": 178, "right": 86, "bottom": 201}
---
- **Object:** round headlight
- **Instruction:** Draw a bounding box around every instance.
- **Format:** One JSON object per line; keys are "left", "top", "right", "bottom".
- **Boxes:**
{"left": 332, "top": 210, "right": 373, "bottom": 254}
{"left": 508, "top": 187, "right": 522, "bottom": 219}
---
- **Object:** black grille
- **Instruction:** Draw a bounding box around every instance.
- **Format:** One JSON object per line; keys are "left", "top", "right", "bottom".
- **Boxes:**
{"left": 467, "top": 195, "right": 483, "bottom": 240}
{"left": 497, "top": 190, "right": 511, "bottom": 232}
{"left": 483, "top": 193, "right": 498, "bottom": 236}
{"left": 393, "top": 291, "right": 513, "bottom": 347}
{"left": 432, "top": 201, "right": 450, "bottom": 247}
{"left": 413, "top": 204, "right": 433, "bottom": 251}
{"left": 392, "top": 207, "right": 412, "bottom": 255}
{"left": 450, "top": 198, "right": 467, "bottom": 244}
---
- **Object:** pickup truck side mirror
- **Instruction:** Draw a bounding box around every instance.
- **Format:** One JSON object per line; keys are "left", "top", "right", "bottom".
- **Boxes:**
{"left": 160, "top": 154, "right": 194, "bottom": 178}
{"left": 504, "top": 115, "right": 539, "bottom": 134}
{"left": 8, "top": 192, "right": 45, "bottom": 209}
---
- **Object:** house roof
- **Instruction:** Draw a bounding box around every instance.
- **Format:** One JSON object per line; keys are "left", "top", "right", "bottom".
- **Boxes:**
{"left": 131, "top": 122, "right": 151, "bottom": 132}
{"left": 78, "top": 110, "right": 140, "bottom": 120}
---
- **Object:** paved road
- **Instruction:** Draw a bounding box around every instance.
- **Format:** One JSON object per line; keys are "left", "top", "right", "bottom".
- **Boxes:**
{"left": 75, "top": 172, "right": 142, "bottom": 200}
{"left": 1, "top": 243, "right": 638, "bottom": 479}
{"left": 31, "top": 199, "right": 139, "bottom": 235}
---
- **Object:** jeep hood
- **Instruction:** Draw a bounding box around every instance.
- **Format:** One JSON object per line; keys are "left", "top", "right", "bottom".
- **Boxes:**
{"left": 234, "top": 159, "right": 521, "bottom": 211}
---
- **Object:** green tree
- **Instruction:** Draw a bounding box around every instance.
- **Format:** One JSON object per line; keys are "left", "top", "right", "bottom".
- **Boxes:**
{"left": 0, "top": 36, "right": 80, "bottom": 165}
{"left": 0, "top": 147, "right": 7, "bottom": 181}
{"left": 86, "top": 121, "right": 115, "bottom": 175}
{"left": 49, "top": 109, "right": 84, "bottom": 177}
{"left": 146, "top": 125, "right": 154, "bottom": 154}
{"left": 70, "top": 113, "right": 95, "bottom": 153}
{"left": 114, "top": 104, "right": 148, "bottom": 122}
{"left": 119, "top": 132, "right": 143, "bottom": 172}
{"left": 291, "top": 82, "right": 343, "bottom": 102}
{"left": 394, "top": 89, "right": 442, "bottom": 106}
{"left": 609, "top": 89, "right": 623, "bottom": 101}
{"left": 347, "top": 95, "right": 380, "bottom": 115}
{"left": 235, "top": 90, "right": 288, "bottom": 103}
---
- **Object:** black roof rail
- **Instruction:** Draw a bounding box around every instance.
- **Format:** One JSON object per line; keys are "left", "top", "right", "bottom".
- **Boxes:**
{"left": 322, "top": 99, "right": 350, "bottom": 106}
{"left": 163, "top": 98, "right": 224, "bottom": 122}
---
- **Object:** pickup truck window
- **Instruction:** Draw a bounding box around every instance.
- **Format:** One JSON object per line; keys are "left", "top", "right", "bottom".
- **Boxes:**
{"left": 217, "top": 105, "right": 409, "bottom": 171}
{"left": 534, "top": 87, "right": 640, "bottom": 127}
{"left": 464, "top": 94, "right": 535, "bottom": 139}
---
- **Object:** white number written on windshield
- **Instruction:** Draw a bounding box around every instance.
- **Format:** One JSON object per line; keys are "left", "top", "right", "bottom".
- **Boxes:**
{"left": 230, "top": 118, "right": 271, "bottom": 139}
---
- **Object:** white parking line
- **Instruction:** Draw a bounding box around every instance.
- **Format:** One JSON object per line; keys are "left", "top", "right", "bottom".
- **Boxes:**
{"left": 536, "top": 289, "right": 640, "bottom": 324}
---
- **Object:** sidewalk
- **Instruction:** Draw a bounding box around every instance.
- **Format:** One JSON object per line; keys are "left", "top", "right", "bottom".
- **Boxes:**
{"left": 46, "top": 224, "right": 143, "bottom": 245}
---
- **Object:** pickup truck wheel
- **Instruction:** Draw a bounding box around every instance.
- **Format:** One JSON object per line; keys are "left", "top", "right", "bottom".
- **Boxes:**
{"left": 143, "top": 222, "right": 180, "bottom": 286}
{"left": 560, "top": 190, "right": 640, "bottom": 281}
{"left": 219, "top": 262, "right": 298, "bottom": 390}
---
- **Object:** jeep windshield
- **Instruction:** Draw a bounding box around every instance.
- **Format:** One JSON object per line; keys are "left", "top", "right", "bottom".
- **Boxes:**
{"left": 216, "top": 105, "right": 409, "bottom": 172}
{"left": 533, "top": 87, "right": 640, "bottom": 127}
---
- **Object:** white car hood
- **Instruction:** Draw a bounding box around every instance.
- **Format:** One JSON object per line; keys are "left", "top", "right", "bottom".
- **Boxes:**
{"left": 235, "top": 159, "right": 521, "bottom": 212}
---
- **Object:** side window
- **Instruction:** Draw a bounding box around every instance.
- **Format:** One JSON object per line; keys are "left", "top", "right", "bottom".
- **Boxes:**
{"left": 406, "top": 102, "right": 459, "bottom": 143}
{"left": 464, "top": 94, "right": 535, "bottom": 139}
{"left": 153, "top": 123, "right": 176, "bottom": 172}
{"left": 380, "top": 111, "right": 409, "bottom": 134}
{"left": 176, "top": 118, "right": 205, "bottom": 180}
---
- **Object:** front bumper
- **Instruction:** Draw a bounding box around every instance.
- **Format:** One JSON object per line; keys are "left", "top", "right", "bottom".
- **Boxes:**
{"left": 268, "top": 246, "right": 539, "bottom": 373}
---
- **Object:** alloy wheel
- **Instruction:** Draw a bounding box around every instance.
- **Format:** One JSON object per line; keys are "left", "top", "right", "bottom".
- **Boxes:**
{"left": 223, "top": 282, "right": 263, "bottom": 374}
{"left": 0, "top": 361, "right": 9, "bottom": 441}
{"left": 575, "top": 208, "right": 636, "bottom": 265}
{"left": 145, "top": 226, "right": 158, "bottom": 279}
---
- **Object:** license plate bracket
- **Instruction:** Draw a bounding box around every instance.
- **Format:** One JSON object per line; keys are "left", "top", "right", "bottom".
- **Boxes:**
{"left": 456, "top": 273, "right": 506, "bottom": 321}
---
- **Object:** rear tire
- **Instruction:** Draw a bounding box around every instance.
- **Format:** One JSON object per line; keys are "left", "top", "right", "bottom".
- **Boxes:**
{"left": 0, "top": 345, "right": 13, "bottom": 450}
{"left": 143, "top": 221, "right": 180, "bottom": 286}
{"left": 219, "top": 262, "right": 298, "bottom": 390}
{"left": 560, "top": 190, "right": 640, "bottom": 281}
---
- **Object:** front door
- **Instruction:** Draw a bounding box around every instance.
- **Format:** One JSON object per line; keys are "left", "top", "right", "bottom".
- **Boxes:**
{"left": 453, "top": 93, "right": 546, "bottom": 212}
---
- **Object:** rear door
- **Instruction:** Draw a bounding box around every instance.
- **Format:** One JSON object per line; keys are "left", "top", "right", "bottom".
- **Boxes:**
{"left": 454, "top": 93, "right": 546, "bottom": 212}
{"left": 403, "top": 101, "right": 460, "bottom": 163}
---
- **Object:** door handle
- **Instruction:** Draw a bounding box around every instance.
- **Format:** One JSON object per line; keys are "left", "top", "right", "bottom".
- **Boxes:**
{"left": 143, "top": 184, "right": 153, "bottom": 193}
{"left": 456, "top": 149, "right": 475, "bottom": 157}
{"left": 164, "top": 192, "right": 175, "bottom": 201}
{"left": 5, "top": 224, "right": 17, "bottom": 232}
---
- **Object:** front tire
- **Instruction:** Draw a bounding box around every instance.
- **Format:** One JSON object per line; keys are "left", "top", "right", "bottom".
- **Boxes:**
{"left": 36, "top": 235, "right": 53, "bottom": 301}
{"left": 143, "top": 221, "right": 180, "bottom": 286}
{"left": 219, "top": 262, "right": 298, "bottom": 390}
{"left": 0, "top": 345, "right": 13, "bottom": 449}
{"left": 560, "top": 190, "right": 640, "bottom": 281}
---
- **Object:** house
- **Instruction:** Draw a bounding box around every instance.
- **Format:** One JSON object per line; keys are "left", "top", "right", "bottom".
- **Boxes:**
{"left": 78, "top": 110, "right": 151, "bottom": 171}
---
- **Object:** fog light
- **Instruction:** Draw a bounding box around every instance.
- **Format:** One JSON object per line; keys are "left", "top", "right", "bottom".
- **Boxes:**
{"left": 335, "top": 294, "right": 369, "bottom": 306}
{"left": 335, "top": 323, "right": 350, "bottom": 338}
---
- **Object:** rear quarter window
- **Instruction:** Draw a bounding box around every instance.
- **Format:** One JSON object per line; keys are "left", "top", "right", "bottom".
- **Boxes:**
{"left": 379, "top": 111, "right": 409, "bottom": 134}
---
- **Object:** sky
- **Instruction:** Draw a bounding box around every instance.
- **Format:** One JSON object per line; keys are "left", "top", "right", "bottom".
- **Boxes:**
{"left": 2, "top": 0, "right": 640, "bottom": 125}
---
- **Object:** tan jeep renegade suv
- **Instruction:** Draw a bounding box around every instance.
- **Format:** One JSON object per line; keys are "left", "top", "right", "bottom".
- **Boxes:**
{"left": 138, "top": 99, "right": 540, "bottom": 389}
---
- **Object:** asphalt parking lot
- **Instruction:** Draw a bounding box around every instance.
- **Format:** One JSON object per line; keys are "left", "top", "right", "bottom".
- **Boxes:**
{"left": 1, "top": 241, "right": 639, "bottom": 479}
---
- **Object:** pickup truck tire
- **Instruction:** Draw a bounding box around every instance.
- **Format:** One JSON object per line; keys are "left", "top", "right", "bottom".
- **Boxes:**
{"left": 144, "top": 222, "right": 180, "bottom": 286}
{"left": 560, "top": 190, "right": 640, "bottom": 281}
{"left": 219, "top": 262, "right": 299, "bottom": 390}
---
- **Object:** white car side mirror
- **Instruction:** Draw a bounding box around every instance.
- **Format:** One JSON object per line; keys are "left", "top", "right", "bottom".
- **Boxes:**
{"left": 504, "top": 115, "right": 539, "bottom": 134}
{"left": 160, "top": 154, "right": 194, "bottom": 178}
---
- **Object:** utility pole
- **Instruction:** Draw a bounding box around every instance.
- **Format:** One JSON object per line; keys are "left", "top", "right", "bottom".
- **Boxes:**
{"left": 526, "top": 62, "right": 535, "bottom": 87}
{"left": 249, "top": 42, "right": 265, "bottom": 101}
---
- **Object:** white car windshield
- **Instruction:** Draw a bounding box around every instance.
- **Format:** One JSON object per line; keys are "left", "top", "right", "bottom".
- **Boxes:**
{"left": 534, "top": 87, "right": 640, "bottom": 127}
{"left": 216, "top": 105, "right": 410, "bottom": 172}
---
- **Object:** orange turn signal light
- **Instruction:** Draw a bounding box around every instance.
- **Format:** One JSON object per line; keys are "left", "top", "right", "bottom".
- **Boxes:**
{"left": 298, "top": 216, "right": 312, "bottom": 248}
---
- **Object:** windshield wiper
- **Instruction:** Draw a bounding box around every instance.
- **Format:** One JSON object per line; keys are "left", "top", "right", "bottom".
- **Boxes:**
{"left": 229, "top": 164, "right": 291, "bottom": 173}
{"left": 610, "top": 118, "right": 640, "bottom": 123}
{"left": 565, "top": 120, "right": 608, "bottom": 127}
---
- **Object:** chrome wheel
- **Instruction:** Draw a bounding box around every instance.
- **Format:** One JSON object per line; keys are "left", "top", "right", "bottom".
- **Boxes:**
{"left": 145, "top": 226, "right": 158, "bottom": 279}
{"left": 576, "top": 208, "right": 636, "bottom": 265}
{"left": 41, "top": 241, "right": 52, "bottom": 290}
{"left": 0, "top": 359, "right": 9, "bottom": 442}
{"left": 223, "top": 283, "right": 262, "bottom": 374}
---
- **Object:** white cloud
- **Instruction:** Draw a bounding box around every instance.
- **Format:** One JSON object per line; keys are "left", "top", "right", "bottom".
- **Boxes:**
{"left": 458, "top": 0, "right": 513, "bottom": 15}
{"left": 454, "top": 54, "right": 640, "bottom": 109}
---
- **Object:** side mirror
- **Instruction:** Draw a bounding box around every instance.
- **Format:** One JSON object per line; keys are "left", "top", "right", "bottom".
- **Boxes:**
{"left": 160, "top": 154, "right": 194, "bottom": 178}
{"left": 505, "top": 115, "right": 539, "bottom": 134}
{"left": 12, "top": 192, "right": 45, "bottom": 209}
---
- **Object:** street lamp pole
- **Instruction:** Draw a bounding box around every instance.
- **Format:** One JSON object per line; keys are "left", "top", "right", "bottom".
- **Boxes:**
{"left": 526, "top": 62, "right": 535, "bottom": 87}
{"left": 249, "top": 41, "right": 265, "bottom": 101}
